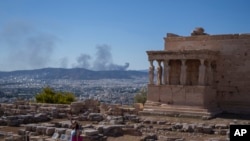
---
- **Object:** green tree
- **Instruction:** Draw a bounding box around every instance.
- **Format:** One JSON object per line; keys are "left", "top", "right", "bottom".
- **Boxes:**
{"left": 35, "top": 87, "right": 75, "bottom": 104}
{"left": 134, "top": 88, "right": 147, "bottom": 105}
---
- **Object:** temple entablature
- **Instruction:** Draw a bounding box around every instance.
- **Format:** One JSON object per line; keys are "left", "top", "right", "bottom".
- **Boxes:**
{"left": 147, "top": 50, "right": 219, "bottom": 61}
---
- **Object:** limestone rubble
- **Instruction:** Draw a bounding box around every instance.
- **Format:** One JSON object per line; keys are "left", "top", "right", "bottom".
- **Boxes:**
{"left": 0, "top": 100, "right": 238, "bottom": 141}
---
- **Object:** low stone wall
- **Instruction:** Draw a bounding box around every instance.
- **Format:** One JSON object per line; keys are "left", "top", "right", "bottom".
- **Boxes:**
{"left": 0, "top": 113, "right": 51, "bottom": 127}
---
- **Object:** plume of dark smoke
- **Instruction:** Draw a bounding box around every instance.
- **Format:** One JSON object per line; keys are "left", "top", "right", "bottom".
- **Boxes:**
{"left": 75, "top": 54, "right": 91, "bottom": 69}
{"left": 25, "top": 34, "right": 56, "bottom": 67}
{"left": 93, "top": 45, "right": 112, "bottom": 70}
{"left": 0, "top": 21, "right": 58, "bottom": 70}
{"left": 107, "top": 62, "right": 130, "bottom": 70}
{"left": 93, "top": 45, "right": 129, "bottom": 71}
{"left": 74, "top": 44, "right": 129, "bottom": 71}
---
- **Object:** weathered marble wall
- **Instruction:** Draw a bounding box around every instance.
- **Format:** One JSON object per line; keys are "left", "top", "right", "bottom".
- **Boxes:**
{"left": 164, "top": 34, "right": 250, "bottom": 113}
{"left": 147, "top": 85, "right": 217, "bottom": 108}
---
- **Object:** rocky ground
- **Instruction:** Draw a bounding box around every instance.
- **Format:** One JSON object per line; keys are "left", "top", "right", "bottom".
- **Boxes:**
{"left": 0, "top": 101, "right": 250, "bottom": 141}
{"left": 0, "top": 114, "right": 250, "bottom": 141}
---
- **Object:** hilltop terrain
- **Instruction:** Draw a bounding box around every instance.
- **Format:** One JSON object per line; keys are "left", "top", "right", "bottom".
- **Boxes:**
{"left": 0, "top": 68, "right": 148, "bottom": 80}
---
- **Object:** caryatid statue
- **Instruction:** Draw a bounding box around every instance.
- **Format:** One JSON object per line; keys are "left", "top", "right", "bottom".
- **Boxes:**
{"left": 149, "top": 60, "right": 154, "bottom": 84}
{"left": 157, "top": 60, "right": 163, "bottom": 85}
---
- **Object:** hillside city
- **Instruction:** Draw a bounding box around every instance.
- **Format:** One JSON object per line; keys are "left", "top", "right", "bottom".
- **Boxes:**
{"left": 0, "top": 73, "right": 148, "bottom": 105}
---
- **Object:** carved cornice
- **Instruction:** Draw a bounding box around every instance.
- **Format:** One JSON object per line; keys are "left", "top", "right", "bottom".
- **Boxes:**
{"left": 164, "top": 34, "right": 250, "bottom": 42}
{"left": 147, "top": 49, "right": 219, "bottom": 61}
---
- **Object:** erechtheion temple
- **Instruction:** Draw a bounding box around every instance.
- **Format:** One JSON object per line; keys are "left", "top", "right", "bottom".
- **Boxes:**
{"left": 143, "top": 27, "right": 250, "bottom": 118}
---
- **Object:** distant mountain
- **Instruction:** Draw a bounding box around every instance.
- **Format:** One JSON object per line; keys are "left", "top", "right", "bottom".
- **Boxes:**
{"left": 135, "top": 69, "right": 148, "bottom": 72}
{"left": 0, "top": 68, "right": 148, "bottom": 80}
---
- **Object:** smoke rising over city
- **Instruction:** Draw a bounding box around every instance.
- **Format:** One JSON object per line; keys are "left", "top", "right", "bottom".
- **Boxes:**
{"left": 0, "top": 22, "right": 129, "bottom": 71}
{"left": 0, "top": 21, "right": 58, "bottom": 70}
{"left": 74, "top": 54, "right": 91, "bottom": 69}
{"left": 74, "top": 45, "right": 130, "bottom": 71}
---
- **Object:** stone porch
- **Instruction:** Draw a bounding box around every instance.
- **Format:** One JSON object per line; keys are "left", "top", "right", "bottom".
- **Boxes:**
{"left": 142, "top": 50, "right": 222, "bottom": 118}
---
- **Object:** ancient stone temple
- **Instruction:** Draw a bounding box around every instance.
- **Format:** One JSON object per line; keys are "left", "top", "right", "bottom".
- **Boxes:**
{"left": 143, "top": 27, "right": 250, "bottom": 118}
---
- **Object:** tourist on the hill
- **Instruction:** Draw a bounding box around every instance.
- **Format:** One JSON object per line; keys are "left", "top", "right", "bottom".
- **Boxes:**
{"left": 70, "top": 120, "right": 80, "bottom": 141}
{"left": 68, "top": 110, "right": 82, "bottom": 141}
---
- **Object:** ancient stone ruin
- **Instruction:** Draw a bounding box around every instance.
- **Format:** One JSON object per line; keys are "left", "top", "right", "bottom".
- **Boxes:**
{"left": 0, "top": 98, "right": 239, "bottom": 141}
{"left": 0, "top": 100, "right": 144, "bottom": 141}
{"left": 143, "top": 27, "right": 250, "bottom": 118}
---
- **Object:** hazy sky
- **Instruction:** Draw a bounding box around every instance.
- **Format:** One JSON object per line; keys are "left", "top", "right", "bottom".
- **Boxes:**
{"left": 0, "top": 0, "right": 250, "bottom": 71}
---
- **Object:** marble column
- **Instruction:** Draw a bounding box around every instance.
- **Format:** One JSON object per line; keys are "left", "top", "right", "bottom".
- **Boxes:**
{"left": 206, "top": 60, "right": 213, "bottom": 85}
{"left": 180, "top": 60, "right": 187, "bottom": 85}
{"left": 164, "top": 60, "right": 170, "bottom": 85}
{"left": 198, "top": 59, "right": 206, "bottom": 85}
{"left": 207, "top": 61, "right": 214, "bottom": 85}
{"left": 149, "top": 60, "right": 155, "bottom": 85}
{"left": 157, "top": 60, "right": 163, "bottom": 85}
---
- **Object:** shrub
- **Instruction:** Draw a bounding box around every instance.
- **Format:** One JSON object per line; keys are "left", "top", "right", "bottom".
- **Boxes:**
{"left": 35, "top": 87, "right": 75, "bottom": 104}
{"left": 134, "top": 88, "right": 147, "bottom": 105}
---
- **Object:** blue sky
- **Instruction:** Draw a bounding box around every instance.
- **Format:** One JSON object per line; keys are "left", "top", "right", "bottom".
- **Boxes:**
{"left": 0, "top": 0, "right": 250, "bottom": 71}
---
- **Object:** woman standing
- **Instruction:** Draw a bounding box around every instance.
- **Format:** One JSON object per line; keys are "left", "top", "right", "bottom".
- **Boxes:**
{"left": 68, "top": 109, "right": 82, "bottom": 141}
{"left": 70, "top": 120, "right": 80, "bottom": 141}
